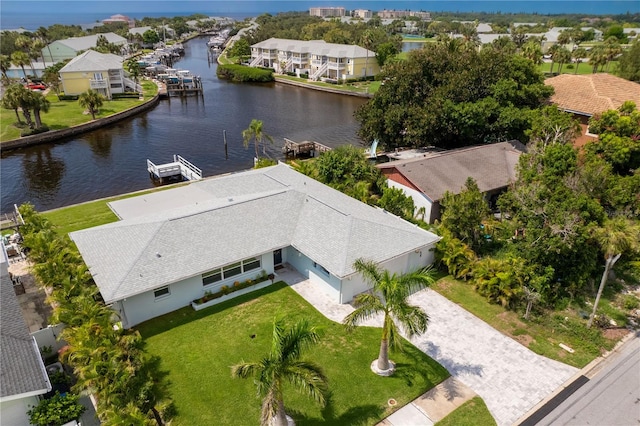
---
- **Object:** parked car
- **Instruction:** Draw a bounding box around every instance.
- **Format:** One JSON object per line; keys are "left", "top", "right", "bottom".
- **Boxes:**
{"left": 26, "top": 83, "right": 46, "bottom": 91}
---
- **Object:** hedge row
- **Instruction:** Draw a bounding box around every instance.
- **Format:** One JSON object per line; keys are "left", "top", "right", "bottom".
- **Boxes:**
{"left": 216, "top": 64, "right": 275, "bottom": 82}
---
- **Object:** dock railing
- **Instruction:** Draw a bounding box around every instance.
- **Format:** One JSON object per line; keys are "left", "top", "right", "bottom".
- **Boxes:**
{"left": 174, "top": 155, "right": 203, "bottom": 180}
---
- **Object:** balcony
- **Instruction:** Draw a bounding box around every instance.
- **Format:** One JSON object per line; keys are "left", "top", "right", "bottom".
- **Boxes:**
{"left": 89, "top": 79, "right": 108, "bottom": 89}
{"left": 327, "top": 61, "right": 346, "bottom": 69}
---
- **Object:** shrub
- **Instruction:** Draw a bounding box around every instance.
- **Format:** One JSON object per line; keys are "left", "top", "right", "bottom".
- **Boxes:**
{"left": 28, "top": 392, "right": 86, "bottom": 426}
{"left": 622, "top": 294, "right": 640, "bottom": 310}
{"left": 221, "top": 285, "right": 230, "bottom": 295}
{"left": 20, "top": 125, "right": 50, "bottom": 137}
{"left": 254, "top": 158, "right": 277, "bottom": 169}
{"left": 57, "top": 94, "right": 79, "bottom": 101}
{"left": 216, "top": 64, "right": 274, "bottom": 82}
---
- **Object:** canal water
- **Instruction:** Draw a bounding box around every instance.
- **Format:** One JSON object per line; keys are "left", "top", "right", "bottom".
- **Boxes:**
{"left": 0, "top": 36, "right": 368, "bottom": 214}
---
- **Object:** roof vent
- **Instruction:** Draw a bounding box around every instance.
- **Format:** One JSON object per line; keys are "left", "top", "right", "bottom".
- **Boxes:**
{"left": 228, "top": 197, "right": 233, "bottom": 202}
{"left": 156, "top": 252, "right": 161, "bottom": 258}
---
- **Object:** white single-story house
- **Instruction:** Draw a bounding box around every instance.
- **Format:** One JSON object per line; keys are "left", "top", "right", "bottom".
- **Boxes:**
{"left": 250, "top": 38, "right": 379, "bottom": 81}
{"left": 41, "top": 32, "right": 127, "bottom": 64}
{"left": 377, "top": 141, "right": 525, "bottom": 223}
{"left": 70, "top": 164, "right": 440, "bottom": 328}
{"left": 0, "top": 244, "right": 52, "bottom": 425}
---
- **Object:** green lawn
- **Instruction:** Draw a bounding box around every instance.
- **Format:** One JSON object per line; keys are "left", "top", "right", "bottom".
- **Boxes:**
{"left": 42, "top": 183, "right": 183, "bottom": 235}
{"left": 137, "top": 282, "right": 450, "bottom": 426}
{"left": 538, "top": 61, "right": 619, "bottom": 76}
{"left": 1, "top": 80, "right": 158, "bottom": 142}
{"left": 435, "top": 397, "right": 496, "bottom": 426}
{"left": 431, "top": 277, "right": 619, "bottom": 368}
{"left": 277, "top": 75, "right": 379, "bottom": 95}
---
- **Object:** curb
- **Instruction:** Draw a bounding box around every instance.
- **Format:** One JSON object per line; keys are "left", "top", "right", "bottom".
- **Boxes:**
{"left": 515, "top": 329, "right": 637, "bottom": 425}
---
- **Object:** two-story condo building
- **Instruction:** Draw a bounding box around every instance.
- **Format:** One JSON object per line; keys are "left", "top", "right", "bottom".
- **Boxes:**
{"left": 250, "top": 38, "right": 379, "bottom": 81}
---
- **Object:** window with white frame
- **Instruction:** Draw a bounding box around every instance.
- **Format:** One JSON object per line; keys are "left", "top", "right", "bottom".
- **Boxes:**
{"left": 202, "top": 257, "right": 262, "bottom": 286}
{"left": 154, "top": 286, "right": 170, "bottom": 299}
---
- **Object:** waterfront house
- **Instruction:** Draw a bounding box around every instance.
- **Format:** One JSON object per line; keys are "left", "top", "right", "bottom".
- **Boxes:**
{"left": 70, "top": 164, "right": 440, "bottom": 328}
{"left": 41, "top": 32, "right": 127, "bottom": 63}
{"left": 102, "top": 14, "right": 136, "bottom": 28}
{"left": 59, "top": 50, "right": 129, "bottom": 99}
{"left": 377, "top": 141, "right": 525, "bottom": 223}
{"left": 250, "top": 38, "right": 379, "bottom": 81}
{"left": 545, "top": 73, "right": 640, "bottom": 145}
{"left": 0, "top": 244, "right": 51, "bottom": 425}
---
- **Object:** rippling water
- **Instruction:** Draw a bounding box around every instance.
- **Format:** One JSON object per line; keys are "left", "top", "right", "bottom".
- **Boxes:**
{"left": 0, "top": 37, "right": 367, "bottom": 214}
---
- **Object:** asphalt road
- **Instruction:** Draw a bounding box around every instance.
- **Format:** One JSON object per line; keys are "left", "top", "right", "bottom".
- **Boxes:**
{"left": 535, "top": 332, "right": 640, "bottom": 426}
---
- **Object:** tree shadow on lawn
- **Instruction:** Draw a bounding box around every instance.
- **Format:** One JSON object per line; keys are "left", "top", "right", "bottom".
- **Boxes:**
{"left": 288, "top": 392, "right": 384, "bottom": 426}
{"left": 136, "top": 282, "right": 289, "bottom": 338}
{"left": 392, "top": 344, "right": 451, "bottom": 389}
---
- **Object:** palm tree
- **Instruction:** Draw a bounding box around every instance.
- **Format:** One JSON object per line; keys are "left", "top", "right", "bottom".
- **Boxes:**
{"left": 547, "top": 44, "right": 560, "bottom": 74}
{"left": 0, "top": 54, "right": 10, "bottom": 80}
{"left": 343, "top": 258, "right": 435, "bottom": 374}
{"left": 555, "top": 46, "right": 572, "bottom": 74}
{"left": 2, "top": 84, "right": 27, "bottom": 124}
{"left": 232, "top": 318, "right": 328, "bottom": 426}
{"left": 78, "top": 89, "right": 104, "bottom": 120}
{"left": 29, "top": 91, "right": 50, "bottom": 129}
{"left": 242, "top": 118, "right": 274, "bottom": 159}
{"left": 522, "top": 41, "right": 543, "bottom": 65}
{"left": 361, "top": 29, "right": 374, "bottom": 79}
{"left": 572, "top": 47, "right": 587, "bottom": 74}
{"left": 587, "top": 218, "right": 640, "bottom": 328}
{"left": 603, "top": 37, "right": 622, "bottom": 72}
{"left": 589, "top": 46, "right": 607, "bottom": 73}
{"left": 35, "top": 26, "right": 55, "bottom": 63}
{"left": 11, "top": 51, "right": 31, "bottom": 79}
{"left": 15, "top": 35, "right": 35, "bottom": 76}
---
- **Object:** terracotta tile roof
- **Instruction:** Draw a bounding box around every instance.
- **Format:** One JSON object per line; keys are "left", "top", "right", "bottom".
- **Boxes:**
{"left": 545, "top": 73, "right": 640, "bottom": 116}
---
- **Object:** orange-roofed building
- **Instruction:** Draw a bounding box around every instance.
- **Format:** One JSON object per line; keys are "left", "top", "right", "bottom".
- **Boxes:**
{"left": 102, "top": 14, "right": 136, "bottom": 28}
{"left": 545, "top": 73, "right": 640, "bottom": 146}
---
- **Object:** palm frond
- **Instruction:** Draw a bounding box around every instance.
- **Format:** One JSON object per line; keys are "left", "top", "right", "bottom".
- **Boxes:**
{"left": 393, "top": 302, "right": 429, "bottom": 338}
{"left": 342, "top": 293, "right": 385, "bottom": 330}
{"left": 285, "top": 361, "right": 329, "bottom": 406}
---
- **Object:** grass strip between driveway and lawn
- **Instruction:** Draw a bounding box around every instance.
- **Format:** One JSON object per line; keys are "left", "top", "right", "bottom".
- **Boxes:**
{"left": 136, "top": 282, "right": 450, "bottom": 426}
{"left": 435, "top": 396, "right": 496, "bottom": 426}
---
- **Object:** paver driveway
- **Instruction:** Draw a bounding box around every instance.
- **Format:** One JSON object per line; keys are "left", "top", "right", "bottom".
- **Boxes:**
{"left": 278, "top": 267, "right": 578, "bottom": 426}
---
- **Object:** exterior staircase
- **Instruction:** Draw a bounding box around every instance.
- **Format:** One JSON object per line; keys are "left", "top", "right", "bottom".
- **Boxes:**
{"left": 311, "top": 62, "right": 328, "bottom": 81}
{"left": 250, "top": 54, "right": 263, "bottom": 67}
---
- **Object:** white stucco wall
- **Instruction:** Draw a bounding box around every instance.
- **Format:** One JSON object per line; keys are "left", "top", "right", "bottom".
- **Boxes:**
{"left": 120, "top": 252, "right": 274, "bottom": 327}
{"left": 386, "top": 180, "right": 435, "bottom": 223}
{"left": 0, "top": 395, "right": 40, "bottom": 426}
{"left": 340, "top": 245, "right": 437, "bottom": 302}
{"left": 285, "top": 246, "right": 341, "bottom": 301}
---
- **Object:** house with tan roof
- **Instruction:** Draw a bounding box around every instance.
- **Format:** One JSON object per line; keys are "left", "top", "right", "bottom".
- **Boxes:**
{"left": 70, "top": 164, "right": 440, "bottom": 328}
{"left": 545, "top": 73, "right": 640, "bottom": 143}
{"left": 250, "top": 38, "right": 379, "bottom": 81}
{"left": 377, "top": 142, "right": 525, "bottom": 223}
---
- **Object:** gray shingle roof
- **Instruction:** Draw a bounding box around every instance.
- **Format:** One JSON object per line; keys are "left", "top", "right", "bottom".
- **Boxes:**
{"left": 56, "top": 32, "right": 126, "bottom": 51}
{"left": 252, "top": 38, "right": 375, "bottom": 58}
{"left": 1, "top": 251, "right": 51, "bottom": 399}
{"left": 378, "top": 141, "right": 525, "bottom": 202}
{"left": 59, "top": 50, "right": 123, "bottom": 73}
{"left": 70, "top": 164, "right": 439, "bottom": 303}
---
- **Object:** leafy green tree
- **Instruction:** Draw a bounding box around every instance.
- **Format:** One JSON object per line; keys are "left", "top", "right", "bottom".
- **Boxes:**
{"left": 587, "top": 218, "right": 640, "bottom": 328}
{"left": 242, "top": 118, "right": 273, "bottom": 159}
{"left": 440, "top": 177, "right": 491, "bottom": 251}
{"left": 356, "top": 43, "right": 553, "bottom": 150}
{"left": 228, "top": 38, "right": 250, "bottom": 60}
{"left": 78, "top": 89, "right": 104, "bottom": 119}
{"left": 603, "top": 25, "right": 627, "bottom": 43}
{"left": 143, "top": 29, "right": 161, "bottom": 45}
{"left": 617, "top": 40, "right": 640, "bottom": 82}
{"left": 28, "top": 392, "right": 86, "bottom": 426}
{"left": 375, "top": 42, "right": 399, "bottom": 67}
{"left": 378, "top": 185, "right": 415, "bottom": 219}
{"left": 526, "top": 105, "right": 581, "bottom": 145}
{"left": 232, "top": 318, "right": 328, "bottom": 426}
{"left": 343, "top": 259, "right": 435, "bottom": 373}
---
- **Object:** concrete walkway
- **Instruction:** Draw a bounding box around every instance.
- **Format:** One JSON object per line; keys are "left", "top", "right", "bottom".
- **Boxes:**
{"left": 275, "top": 266, "right": 578, "bottom": 426}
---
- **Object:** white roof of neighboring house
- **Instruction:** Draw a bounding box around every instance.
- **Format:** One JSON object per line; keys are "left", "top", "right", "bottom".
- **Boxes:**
{"left": 1, "top": 249, "right": 51, "bottom": 400}
{"left": 253, "top": 38, "right": 375, "bottom": 58}
{"left": 623, "top": 28, "right": 640, "bottom": 34}
{"left": 70, "top": 164, "right": 439, "bottom": 303}
{"left": 59, "top": 50, "right": 123, "bottom": 72}
{"left": 457, "top": 21, "right": 493, "bottom": 33}
{"left": 55, "top": 32, "right": 127, "bottom": 51}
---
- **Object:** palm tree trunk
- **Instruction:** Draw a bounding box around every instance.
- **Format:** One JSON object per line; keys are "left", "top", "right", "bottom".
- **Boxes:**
{"left": 151, "top": 406, "right": 164, "bottom": 426}
{"left": 587, "top": 254, "right": 620, "bottom": 328}
{"left": 377, "top": 338, "right": 390, "bottom": 371}
{"left": 575, "top": 63, "right": 579, "bottom": 74}
{"left": 274, "top": 400, "right": 288, "bottom": 426}
{"left": 14, "top": 109, "right": 23, "bottom": 124}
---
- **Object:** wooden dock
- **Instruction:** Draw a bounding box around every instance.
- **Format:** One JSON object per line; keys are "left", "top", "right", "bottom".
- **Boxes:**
{"left": 147, "top": 155, "right": 202, "bottom": 183}
{"left": 282, "top": 138, "right": 331, "bottom": 158}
